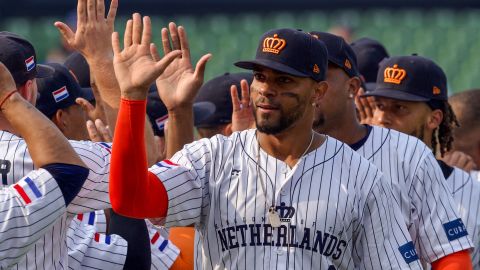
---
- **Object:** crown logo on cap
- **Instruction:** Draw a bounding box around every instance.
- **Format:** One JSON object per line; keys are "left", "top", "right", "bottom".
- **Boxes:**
{"left": 313, "top": 64, "right": 320, "bottom": 74}
{"left": 384, "top": 64, "right": 406, "bottom": 85}
{"left": 345, "top": 59, "right": 352, "bottom": 69}
{"left": 263, "top": 34, "right": 286, "bottom": 55}
{"left": 433, "top": 86, "right": 441, "bottom": 95}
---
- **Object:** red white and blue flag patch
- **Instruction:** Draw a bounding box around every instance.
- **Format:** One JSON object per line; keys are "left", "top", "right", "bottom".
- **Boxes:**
{"left": 155, "top": 160, "right": 179, "bottom": 169}
{"left": 13, "top": 177, "right": 42, "bottom": 205}
{"left": 52, "top": 86, "right": 70, "bottom": 103}
{"left": 98, "top": 142, "right": 112, "bottom": 154}
{"left": 151, "top": 232, "right": 169, "bottom": 251}
{"left": 77, "top": 212, "right": 96, "bottom": 226}
{"left": 94, "top": 233, "right": 111, "bottom": 245}
{"left": 155, "top": 115, "right": 168, "bottom": 131}
{"left": 25, "top": 56, "right": 35, "bottom": 71}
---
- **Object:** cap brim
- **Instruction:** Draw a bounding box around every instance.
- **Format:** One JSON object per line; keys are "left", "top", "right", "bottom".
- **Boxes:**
{"left": 362, "top": 88, "right": 430, "bottom": 102}
{"left": 79, "top": 87, "right": 95, "bottom": 102}
{"left": 35, "top": 64, "right": 55, "bottom": 78}
{"left": 234, "top": 59, "right": 309, "bottom": 78}
{"left": 193, "top": 101, "right": 216, "bottom": 126}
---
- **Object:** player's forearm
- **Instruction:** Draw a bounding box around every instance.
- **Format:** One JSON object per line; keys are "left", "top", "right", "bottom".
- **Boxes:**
{"left": 166, "top": 107, "right": 194, "bottom": 159}
{"left": 110, "top": 98, "right": 168, "bottom": 218}
{"left": 87, "top": 58, "right": 121, "bottom": 132}
{"left": 1, "top": 93, "right": 86, "bottom": 168}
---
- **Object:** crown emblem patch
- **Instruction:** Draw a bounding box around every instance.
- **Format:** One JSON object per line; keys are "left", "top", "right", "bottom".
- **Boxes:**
{"left": 384, "top": 64, "right": 406, "bottom": 84}
{"left": 313, "top": 64, "right": 320, "bottom": 74}
{"left": 263, "top": 34, "right": 286, "bottom": 54}
{"left": 433, "top": 86, "right": 441, "bottom": 95}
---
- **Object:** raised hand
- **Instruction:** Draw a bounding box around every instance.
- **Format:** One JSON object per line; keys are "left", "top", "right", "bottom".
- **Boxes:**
{"left": 112, "top": 14, "right": 181, "bottom": 100}
{"left": 55, "top": 0, "right": 118, "bottom": 61}
{"left": 153, "top": 22, "right": 211, "bottom": 111}
{"left": 231, "top": 79, "right": 255, "bottom": 132}
{"left": 87, "top": 119, "right": 112, "bottom": 142}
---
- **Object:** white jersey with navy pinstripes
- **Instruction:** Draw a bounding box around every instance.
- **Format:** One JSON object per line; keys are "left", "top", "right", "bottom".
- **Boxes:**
{"left": 149, "top": 129, "right": 421, "bottom": 270}
{"left": 354, "top": 125, "right": 473, "bottom": 263}
{"left": 0, "top": 131, "right": 112, "bottom": 269}
{"left": 444, "top": 167, "right": 480, "bottom": 269}
{"left": 0, "top": 169, "right": 65, "bottom": 268}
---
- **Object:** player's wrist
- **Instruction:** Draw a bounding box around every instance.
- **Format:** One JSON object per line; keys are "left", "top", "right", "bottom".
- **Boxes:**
{"left": 121, "top": 88, "right": 149, "bottom": 101}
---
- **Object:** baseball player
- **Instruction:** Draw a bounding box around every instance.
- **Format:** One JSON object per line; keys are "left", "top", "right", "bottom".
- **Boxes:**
{"left": 311, "top": 32, "right": 474, "bottom": 269}
{"left": 362, "top": 55, "right": 480, "bottom": 269}
{"left": 108, "top": 18, "right": 420, "bottom": 269}
{"left": 0, "top": 61, "right": 89, "bottom": 267}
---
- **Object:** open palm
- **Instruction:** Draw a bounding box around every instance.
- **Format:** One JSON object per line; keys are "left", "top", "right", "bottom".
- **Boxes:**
{"left": 153, "top": 23, "right": 211, "bottom": 110}
{"left": 112, "top": 15, "right": 181, "bottom": 98}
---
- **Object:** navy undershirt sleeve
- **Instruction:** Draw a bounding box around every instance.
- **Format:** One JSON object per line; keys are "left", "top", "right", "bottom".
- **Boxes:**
{"left": 42, "top": 163, "right": 89, "bottom": 205}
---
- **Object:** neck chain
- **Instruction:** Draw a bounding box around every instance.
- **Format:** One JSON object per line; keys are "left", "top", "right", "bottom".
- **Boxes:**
{"left": 256, "top": 131, "right": 315, "bottom": 228}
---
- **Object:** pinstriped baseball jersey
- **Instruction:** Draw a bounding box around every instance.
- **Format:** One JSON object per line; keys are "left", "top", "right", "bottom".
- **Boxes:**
{"left": 471, "top": 170, "right": 480, "bottom": 182}
{"left": 0, "top": 169, "right": 66, "bottom": 268}
{"left": 353, "top": 125, "right": 473, "bottom": 263}
{"left": 0, "top": 131, "right": 111, "bottom": 269}
{"left": 444, "top": 167, "right": 480, "bottom": 269}
{"left": 146, "top": 221, "right": 181, "bottom": 270}
{"left": 149, "top": 129, "right": 421, "bottom": 269}
{"left": 66, "top": 212, "right": 127, "bottom": 269}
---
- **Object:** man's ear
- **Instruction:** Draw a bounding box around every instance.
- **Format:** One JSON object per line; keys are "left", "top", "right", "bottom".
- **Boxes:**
{"left": 51, "top": 109, "right": 67, "bottom": 132}
{"left": 348, "top": 77, "right": 362, "bottom": 98}
{"left": 17, "top": 79, "right": 35, "bottom": 103}
{"left": 427, "top": 109, "right": 444, "bottom": 131}
{"left": 312, "top": 80, "right": 329, "bottom": 104}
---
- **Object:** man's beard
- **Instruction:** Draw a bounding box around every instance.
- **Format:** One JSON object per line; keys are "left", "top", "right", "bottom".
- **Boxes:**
{"left": 254, "top": 99, "right": 306, "bottom": 135}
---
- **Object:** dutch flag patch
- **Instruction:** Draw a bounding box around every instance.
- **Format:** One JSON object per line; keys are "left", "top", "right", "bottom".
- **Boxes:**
{"left": 155, "top": 160, "right": 179, "bottom": 169}
{"left": 155, "top": 115, "right": 168, "bottom": 130}
{"left": 52, "top": 86, "right": 69, "bottom": 103}
{"left": 25, "top": 56, "right": 35, "bottom": 71}
{"left": 13, "top": 177, "right": 42, "bottom": 205}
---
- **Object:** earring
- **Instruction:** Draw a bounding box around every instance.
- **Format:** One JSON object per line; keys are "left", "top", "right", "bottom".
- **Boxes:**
{"left": 349, "top": 93, "right": 354, "bottom": 98}
{"left": 312, "top": 103, "right": 316, "bottom": 107}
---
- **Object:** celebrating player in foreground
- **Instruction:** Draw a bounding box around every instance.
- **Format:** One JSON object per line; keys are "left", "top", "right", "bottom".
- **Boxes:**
{"left": 108, "top": 14, "right": 421, "bottom": 269}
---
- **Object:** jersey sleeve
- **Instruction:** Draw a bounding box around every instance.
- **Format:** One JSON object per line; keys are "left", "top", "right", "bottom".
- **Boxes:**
{"left": 412, "top": 153, "right": 473, "bottom": 263}
{"left": 146, "top": 222, "right": 180, "bottom": 270}
{"left": 149, "top": 140, "right": 211, "bottom": 228}
{"left": 0, "top": 169, "right": 66, "bottom": 268}
{"left": 67, "top": 141, "right": 112, "bottom": 214}
{"left": 67, "top": 214, "right": 128, "bottom": 269}
{"left": 354, "top": 171, "right": 422, "bottom": 269}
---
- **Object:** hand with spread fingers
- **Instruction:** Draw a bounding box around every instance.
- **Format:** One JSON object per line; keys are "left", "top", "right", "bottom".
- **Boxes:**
{"left": 355, "top": 88, "right": 376, "bottom": 125}
{"left": 153, "top": 22, "right": 211, "bottom": 111}
{"left": 231, "top": 79, "right": 255, "bottom": 132}
{"left": 112, "top": 14, "right": 181, "bottom": 100}
{"left": 54, "top": 0, "right": 118, "bottom": 61}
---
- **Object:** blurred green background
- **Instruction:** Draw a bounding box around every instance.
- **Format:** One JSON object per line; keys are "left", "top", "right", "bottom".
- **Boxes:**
{"left": 1, "top": 9, "right": 478, "bottom": 93}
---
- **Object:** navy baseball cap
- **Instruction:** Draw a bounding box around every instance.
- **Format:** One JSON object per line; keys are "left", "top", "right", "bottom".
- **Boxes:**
{"left": 194, "top": 72, "right": 253, "bottom": 128}
{"left": 36, "top": 63, "right": 94, "bottom": 118}
{"left": 309, "top": 31, "right": 360, "bottom": 78}
{"left": 235, "top": 28, "right": 328, "bottom": 82}
{"left": 147, "top": 85, "right": 216, "bottom": 136}
{"left": 64, "top": 52, "right": 91, "bottom": 88}
{"left": 350, "top": 37, "right": 389, "bottom": 84}
{"left": 0, "top": 32, "right": 54, "bottom": 86}
{"left": 363, "top": 55, "right": 448, "bottom": 102}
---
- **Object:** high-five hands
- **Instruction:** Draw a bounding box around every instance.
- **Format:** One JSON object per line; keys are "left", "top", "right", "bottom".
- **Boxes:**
{"left": 112, "top": 14, "right": 181, "bottom": 100}
{"left": 154, "top": 22, "right": 211, "bottom": 111}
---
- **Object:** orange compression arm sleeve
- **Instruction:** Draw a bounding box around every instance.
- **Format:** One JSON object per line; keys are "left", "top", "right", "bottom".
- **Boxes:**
{"left": 431, "top": 250, "right": 472, "bottom": 270}
{"left": 109, "top": 98, "right": 168, "bottom": 218}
